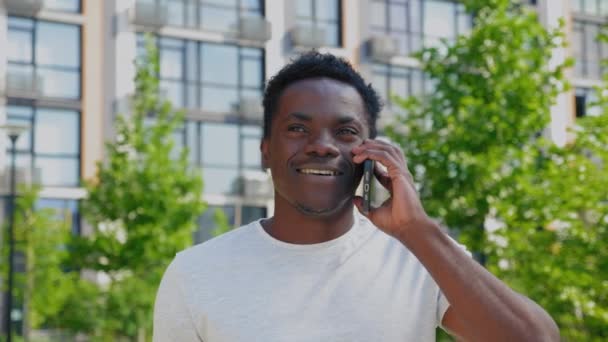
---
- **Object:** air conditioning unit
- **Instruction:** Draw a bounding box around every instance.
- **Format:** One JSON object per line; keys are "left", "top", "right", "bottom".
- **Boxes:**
{"left": 131, "top": 0, "right": 168, "bottom": 29}
{"left": 239, "top": 16, "right": 272, "bottom": 42}
{"left": 238, "top": 97, "right": 263, "bottom": 119}
{"left": 0, "top": 166, "right": 42, "bottom": 194}
{"left": 291, "top": 25, "right": 327, "bottom": 48}
{"left": 2, "top": 0, "right": 43, "bottom": 16}
{"left": 242, "top": 171, "right": 273, "bottom": 198}
{"left": 369, "top": 36, "right": 399, "bottom": 61}
{"left": 6, "top": 69, "right": 43, "bottom": 98}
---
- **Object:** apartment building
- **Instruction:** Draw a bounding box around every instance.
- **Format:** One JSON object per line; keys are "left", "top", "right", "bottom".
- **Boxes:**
{"left": 0, "top": 0, "right": 605, "bottom": 263}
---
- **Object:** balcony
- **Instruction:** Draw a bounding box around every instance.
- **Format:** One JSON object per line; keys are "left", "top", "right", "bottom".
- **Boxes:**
{"left": 5, "top": 68, "right": 44, "bottom": 99}
{"left": 291, "top": 25, "right": 327, "bottom": 49}
{"left": 130, "top": 0, "right": 168, "bottom": 29}
{"left": 369, "top": 36, "right": 399, "bottom": 62}
{"left": 237, "top": 97, "right": 263, "bottom": 120}
{"left": 241, "top": 171, "right": 273, "bottom": 199}
{"left": 2, "top": 0, "right": 43, "bottom": 16}
{"left": 238, "top": 16, "right": 272, "bottom": 43}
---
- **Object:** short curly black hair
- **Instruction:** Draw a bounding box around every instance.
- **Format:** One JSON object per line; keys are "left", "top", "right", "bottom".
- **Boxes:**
{"left": 262, "top": 51, "right": 382, "bottom": 139}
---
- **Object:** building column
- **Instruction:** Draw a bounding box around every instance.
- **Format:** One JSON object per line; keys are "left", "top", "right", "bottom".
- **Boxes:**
{"left": 538, "top": 0, "right": 575, "bottom": 147}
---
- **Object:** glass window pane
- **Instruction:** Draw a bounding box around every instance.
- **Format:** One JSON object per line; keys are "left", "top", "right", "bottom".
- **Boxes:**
{"left": 36, "top": 22, "right": 80, "bottom": 67}
{"left": 201, "top": 44, "right": 238, "bottom": 85}
{"left": 187, "top": 84, "right": 199, "bottom": 108}
{"left": 584, "top": 0, "right": 598, "bottom": 14}
{"left": 44, "top": 0, "right": 80, "bottom": 12}
{"left": 316, "top": 0, "right": 339, "bottom": 21}
{"left": 160, "top": 80, "right": 185, "bottom": 108}
{"left": 424, "top": 0, "right": 455, "bottom": 40}
{"left": 296, "top": 0, "right": 313, "bottom": 18}
{"left": 202, "top": 168, "right": 239, "bottom": 195}
{"left": 8, "top": 17, "right": 34, "bottom": 30}
{"left": 241, "top": 0, "right": 262, "bottom": 12}
{"left": 37, "top": 68, "right": 80, "bottom": 99}
{"left": 200, "top": 5, "right": 238, "bottom": 32}
{"left": 242, "top": 58, "right": 263, "bottom": 88}
{"left": 7, "top": 105, "right": 34, "bottom": 118}
{"left": 201, "top": 86, "right": 239, "bottom": 113}
{"left": 370, "top": 2, "right": 386, "bottom": 28}
{"left": 318, "top": 22, "right": 340, "bottom": 46}
{"left": 186, "top": 42, "right": 198, "bottom": 82}
{"left": 167, "top": 0, "right": 185, "bottom": 26}
{"left": 390, "top": 74, "right": 409, "bottom": 98}
{"left": 389, "top": 4, "right": 407, "bottom": 31}
{"left": 34, "top": 108, "right": 79, "bottom": 155}
{"left": 242, "top": 137, "right": 261, "bottom": 168}
{"left": 204, "top": 0, "right": 237, "bottom": 6}
{"left": 8, "top": 30, "right": 33, "bottom": 62}
{"left": 242, "top": 206, "right": 267, "bottom": 224}
{"left": 202, "top": 123, "right": 238, "bottom": 165}
{"left": 160, "top": 49, "right": 184, "bottom": 78}
{"left": 186, "top": 121, "right": 198, "bottom": 164}
{"left": 35, "top": 157, "right": 79, "bottom": 186}
{"left": 241, "top": 47, "right": 262, "bottom": 58}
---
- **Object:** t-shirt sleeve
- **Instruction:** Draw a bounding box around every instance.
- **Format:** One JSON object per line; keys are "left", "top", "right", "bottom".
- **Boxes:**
{"left": 153, "top": 256, "right": 203, "bottom": 342}
{"left": 435, "top": 237, "right": 473, "bottom": 328}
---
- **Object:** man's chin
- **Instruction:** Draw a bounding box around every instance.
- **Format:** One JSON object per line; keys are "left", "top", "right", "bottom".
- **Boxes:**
{"left": 294, "top": 198, "right": 352, "bottom": 217}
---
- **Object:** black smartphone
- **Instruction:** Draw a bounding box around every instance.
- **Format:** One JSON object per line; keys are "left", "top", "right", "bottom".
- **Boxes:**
{"left": 362, "top": 159, "right": 374, "bottom": 214}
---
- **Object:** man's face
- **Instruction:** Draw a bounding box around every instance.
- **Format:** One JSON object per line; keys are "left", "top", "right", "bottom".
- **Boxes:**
{"left": 261, "top": 77, "right": 370, "bottom": 217}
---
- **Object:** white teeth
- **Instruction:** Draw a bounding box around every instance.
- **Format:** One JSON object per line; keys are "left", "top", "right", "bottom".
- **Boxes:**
{"left": 299, "top": 169, "right": 337, "bottom": 176}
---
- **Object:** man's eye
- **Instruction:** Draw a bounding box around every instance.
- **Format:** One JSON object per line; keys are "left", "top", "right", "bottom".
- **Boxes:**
{"left": 287, "top": 125, "right": 306, "bottom": 133}
{"left": 337, "top": 128, "right": 358, "bottom": 135}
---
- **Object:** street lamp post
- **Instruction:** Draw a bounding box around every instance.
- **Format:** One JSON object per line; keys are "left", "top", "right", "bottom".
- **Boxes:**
{"left": 1, "top": 124, "right": 28, "bottom": 342}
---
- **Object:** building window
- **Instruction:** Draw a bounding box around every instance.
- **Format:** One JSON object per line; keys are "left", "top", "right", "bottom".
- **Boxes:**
{"left": 44, "top": 0, "right": 81, "bottom": 13}
{"left": 370, "top": 0, "right": 471, "bottom": 55}
{"left": 37, "top": 198, "right": 81, "bottom": 235}
{"left": 137, "top": 35, "right": 264, "bottom": 113}
{"left": 371, "top": 64, "right": 427, "bottom": 113}
{"left": 571, "top": 0, "right": 608, "bottom": 15}
{"left": 573, "top": 20, "right": 607, "bottom": 79}
{"left": 169, "top": 121, "right": 262, "bottom": 196}
{"left": 5, "top": 106, "right": 81, "bottom": 187}
{"left": 165, "top": 0, "right": 264, "bottom": 32}
{"left": 295, "top": 0, "right": 342, "bottom": 47}
{"left": 575, "top": 87, "right": 601, "bottom": 118}
{"left": 7, "top": 17, "right": 81, "bottom": 100}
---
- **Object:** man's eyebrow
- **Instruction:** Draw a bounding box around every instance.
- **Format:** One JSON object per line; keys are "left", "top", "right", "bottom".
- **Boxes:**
{"left": 336, "top": 115, "right": 357, "bottom": 125}
{"left": 287, "top": 112, "right": 312, "bottom": 121}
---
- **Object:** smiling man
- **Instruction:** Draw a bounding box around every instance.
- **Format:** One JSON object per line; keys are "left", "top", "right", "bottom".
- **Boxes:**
{"left": 153, "top": 52, "right": 559, "bottom": 342}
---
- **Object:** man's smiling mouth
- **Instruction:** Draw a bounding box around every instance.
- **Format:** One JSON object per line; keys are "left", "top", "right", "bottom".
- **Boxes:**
{"left": 297, "top": 168, "right": 343, "bottom": 176}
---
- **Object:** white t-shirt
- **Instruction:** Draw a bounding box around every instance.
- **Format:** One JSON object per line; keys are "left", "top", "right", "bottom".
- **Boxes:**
{"left": 153, "top": 212, "right": 455, "bottom": 342}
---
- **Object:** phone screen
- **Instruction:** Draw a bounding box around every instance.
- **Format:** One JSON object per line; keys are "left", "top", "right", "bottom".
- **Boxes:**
{"left": 362, "top": 159, "right": 374, "bottom": 214}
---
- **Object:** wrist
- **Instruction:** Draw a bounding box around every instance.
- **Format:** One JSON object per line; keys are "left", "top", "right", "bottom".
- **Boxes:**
{"left": 395, "top": 217, "right": 442, "bottom": 248}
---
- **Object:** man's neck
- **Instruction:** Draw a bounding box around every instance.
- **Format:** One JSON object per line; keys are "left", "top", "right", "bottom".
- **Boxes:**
{"left": 261, "top": 197, "right": 355, "bottom": 245}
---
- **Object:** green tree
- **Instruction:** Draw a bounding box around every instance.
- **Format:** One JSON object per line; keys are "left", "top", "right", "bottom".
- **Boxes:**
{"left": 70, "top": 35, "right": 205, "bottom": 340}
{"left": 386, "top": 0, "right": 569, "bottom": 254}
{"left": 1, "top": 186, "right": 100, "bottom": 339}
{"left": 486, "top": 31, "right": 608, "bottom": 340}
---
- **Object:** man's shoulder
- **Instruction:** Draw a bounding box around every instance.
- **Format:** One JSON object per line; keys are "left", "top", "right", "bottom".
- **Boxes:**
{"left": 174, "top": 220, "right": 260, "bottom": 268}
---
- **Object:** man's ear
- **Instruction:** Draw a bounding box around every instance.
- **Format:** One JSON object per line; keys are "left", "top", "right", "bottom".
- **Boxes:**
{"left": 260, "top": 138, "right": 270, "bottom": 170}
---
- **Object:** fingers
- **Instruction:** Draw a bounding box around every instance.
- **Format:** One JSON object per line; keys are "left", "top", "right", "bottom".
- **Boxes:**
{"left": 373, "top": 161, "right": 392, "bottom": 191}
{"left": 352, "top": 139, "right": 416, "bottom": 192}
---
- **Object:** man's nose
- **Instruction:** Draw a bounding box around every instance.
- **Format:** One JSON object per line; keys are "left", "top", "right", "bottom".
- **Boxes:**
{"left": 304, "top": 131, "right": 339, "bottom": 157}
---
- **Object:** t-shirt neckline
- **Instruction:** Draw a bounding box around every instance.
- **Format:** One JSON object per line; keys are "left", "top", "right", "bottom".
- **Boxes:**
{"left": 253, "top": 213, "right": 361, "bottom": 252}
